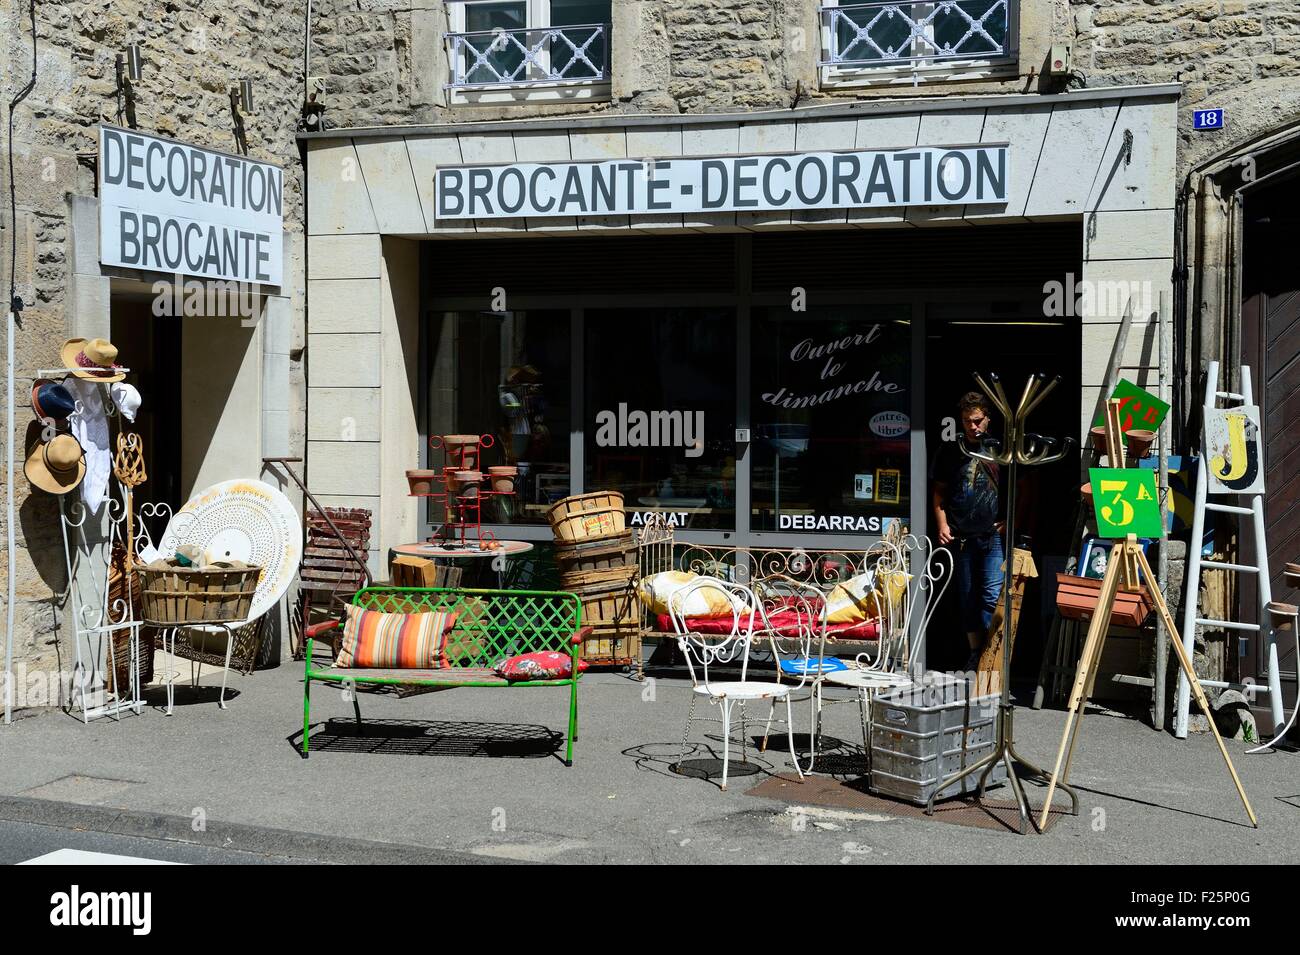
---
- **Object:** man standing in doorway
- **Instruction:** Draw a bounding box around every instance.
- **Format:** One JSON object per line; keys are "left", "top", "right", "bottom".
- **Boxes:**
{"left": 931, "top": 391, "right": 1005, "bottom": 671}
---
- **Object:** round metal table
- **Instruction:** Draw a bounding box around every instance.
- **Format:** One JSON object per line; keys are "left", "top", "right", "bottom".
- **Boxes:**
{"left": 389, "top": 540, "right": 534, "bottom": 587}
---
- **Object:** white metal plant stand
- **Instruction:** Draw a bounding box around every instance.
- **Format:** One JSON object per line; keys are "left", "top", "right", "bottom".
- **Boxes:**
{"left": 45, "top": 369, "right": 145, "bottom": 723}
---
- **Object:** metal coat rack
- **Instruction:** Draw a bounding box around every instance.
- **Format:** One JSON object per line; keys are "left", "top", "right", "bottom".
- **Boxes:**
{"left": 925, "top": 371, "right": 1075, "bottom": 834}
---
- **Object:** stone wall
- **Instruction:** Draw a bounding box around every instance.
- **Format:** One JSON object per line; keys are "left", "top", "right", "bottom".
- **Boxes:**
{"left": 1076, "top": 0, "right": 1300, "bottom": 174}
{"left": 0, "top": 0, "right": 308, "bottom": 708}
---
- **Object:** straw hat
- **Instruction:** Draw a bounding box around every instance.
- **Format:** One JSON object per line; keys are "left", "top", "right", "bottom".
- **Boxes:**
{"left": 24, "top": 433, "right": 87, "bottom": 495}
{"left": 61, "top": 337, "right": 125, "bottom": 382}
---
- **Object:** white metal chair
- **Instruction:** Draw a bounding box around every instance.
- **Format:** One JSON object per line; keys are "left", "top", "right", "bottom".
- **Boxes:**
{"left": 138, "top": 479, "right": 302, "bottom": 712}
{"left": 813, "top": 535, "right": 954, "bottom": 763}
{"left": 668, "top": 577, "right": 810, "bottom": 790}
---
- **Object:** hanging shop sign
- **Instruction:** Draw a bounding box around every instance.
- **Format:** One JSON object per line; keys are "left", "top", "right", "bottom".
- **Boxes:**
{"left": 98, "top": 125, "right": 284, "bottom": 285}
{"left": 1091, "top": 378, "right": 1170, "bottom": 432}
{"left": 1088, "top": 467, "right": 1163, "bottom": 538}
{"left": 434, "top": 145, "right": 1008, "bottom": 220}
{"left": 1204, "top": 405, "right": 1263, "bottom": 494}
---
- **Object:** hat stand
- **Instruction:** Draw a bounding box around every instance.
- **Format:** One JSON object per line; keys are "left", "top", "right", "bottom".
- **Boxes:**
{"left": 37, "top": 366, "right": 145, "bottom": 723}
{"left": 923, "top": 372, "right": 1075, "bottom": 834}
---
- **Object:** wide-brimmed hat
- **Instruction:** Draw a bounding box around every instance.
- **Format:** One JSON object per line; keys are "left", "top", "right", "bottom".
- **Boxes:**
{"left": 24, "top": 433, "right": 86, "bottom": 495}
{"left": 31, "top": 378, "right": 77, "bottom": 422}
{"left": 61, "top": 338, "right": 125, "bottom": 382}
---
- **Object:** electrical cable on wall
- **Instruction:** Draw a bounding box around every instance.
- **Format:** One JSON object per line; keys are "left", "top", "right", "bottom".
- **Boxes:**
{"left": 5, "top": 0, "right": 39, "bottom": 726}
{"left": 8, "top": 0, "right": 39, "bottom": 322}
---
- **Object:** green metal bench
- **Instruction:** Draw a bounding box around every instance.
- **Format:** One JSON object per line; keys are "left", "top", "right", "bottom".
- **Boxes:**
{"left": 301, "top": 586, "right": 588, "bottom": 765}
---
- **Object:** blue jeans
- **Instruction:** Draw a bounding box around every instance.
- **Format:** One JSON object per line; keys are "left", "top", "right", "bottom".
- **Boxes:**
{"left": 955, "top": 532, "right": 1005, "bottom": 634}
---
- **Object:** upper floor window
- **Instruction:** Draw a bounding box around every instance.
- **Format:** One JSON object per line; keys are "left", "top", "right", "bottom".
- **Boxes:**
{"left": 444, "top": 0, "right": 611, "bottom": 99}
{"left": 819, "top": 1, "right": 1016, "bottom": 86}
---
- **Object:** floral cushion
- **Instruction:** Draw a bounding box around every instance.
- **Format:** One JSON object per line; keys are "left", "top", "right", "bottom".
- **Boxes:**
{"left": 493, "top": 650, "right": 588, "bottom": 682}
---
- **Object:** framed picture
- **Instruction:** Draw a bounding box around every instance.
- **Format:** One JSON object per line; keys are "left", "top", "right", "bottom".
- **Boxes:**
{"left": 875, "top": 468, "right": 901, "bottom": 503}
{"left": 1078, "top": 536, "right": 1153, "bottom": 579}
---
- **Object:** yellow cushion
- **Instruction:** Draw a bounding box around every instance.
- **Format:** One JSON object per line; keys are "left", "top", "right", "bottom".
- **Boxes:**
{"left": 825, "top": 570, "right": 908, "bottom": 624}
{"left": 639, "top": 571, "right": 747, "bottom": 617}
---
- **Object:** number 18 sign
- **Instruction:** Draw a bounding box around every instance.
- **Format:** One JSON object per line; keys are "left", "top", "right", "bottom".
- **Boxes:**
{"left": 1089, "top": 468, "right": 1162, "bottom": 538}
{"left": 1193, "top": 109, "right": 1225, "bottom": 131}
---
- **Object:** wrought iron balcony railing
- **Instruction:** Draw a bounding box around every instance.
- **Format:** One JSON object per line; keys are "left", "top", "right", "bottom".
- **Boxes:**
{"left": 820, "top": 1, "right": 1013, "bottom": 69}
{"left": 445, "top": 23, "right": 610, "bottom": 89}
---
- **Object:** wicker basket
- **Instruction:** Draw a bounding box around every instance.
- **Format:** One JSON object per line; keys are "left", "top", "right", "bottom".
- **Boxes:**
{"left": 547, "top": 491, "right": 625, "bottom": 543}
{"left": 137, "top": 564, "right": 260, "bottom": 626}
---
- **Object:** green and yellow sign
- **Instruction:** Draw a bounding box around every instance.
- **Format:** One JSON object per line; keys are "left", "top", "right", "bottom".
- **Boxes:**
{"left": 1092, "top": 379, "right": 1170, "bottom": 432}
{"left": 1089, "top": 467, "right": 1162, "bottom": 538}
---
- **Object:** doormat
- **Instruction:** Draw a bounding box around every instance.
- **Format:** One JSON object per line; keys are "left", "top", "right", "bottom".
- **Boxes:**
{"left": 745, "top": 773, "right": 1072, "bottom": 833}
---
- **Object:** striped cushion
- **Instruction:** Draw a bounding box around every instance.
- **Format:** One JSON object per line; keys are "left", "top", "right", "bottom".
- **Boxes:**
{"left": 335, "top": 605, "right": 457, "bottom": 668}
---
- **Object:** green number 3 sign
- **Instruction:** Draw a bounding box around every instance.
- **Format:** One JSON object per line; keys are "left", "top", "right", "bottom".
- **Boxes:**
{"left": 1089, "top": 468, "right": 1162, "bottom": 539}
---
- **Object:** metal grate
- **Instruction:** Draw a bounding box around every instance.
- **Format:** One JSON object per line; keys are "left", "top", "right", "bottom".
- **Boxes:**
{"left": 445, "top": 23, "right": 610, "bottom": 89}
{"left": 820, "top": 1, "right": 1012, "bottom": 69}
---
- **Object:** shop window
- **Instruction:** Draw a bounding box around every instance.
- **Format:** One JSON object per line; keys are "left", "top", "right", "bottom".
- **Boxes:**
{"left": 444, "top": 0, "right": 611, "bottom": 101}
{"left": 750, "top": 306, "right": 910, "bottom": 535}
{"left": 584, "top": 308, "right": 736, "bottom": 531}
{"left": 427, "top": 309, "right": 571, "bottom": 525}
{"left": 818, "top": 0, "right": 1016, "bottom": 88}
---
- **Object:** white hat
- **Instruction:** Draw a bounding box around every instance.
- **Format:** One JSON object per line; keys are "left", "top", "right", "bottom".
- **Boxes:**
{"left": 110, "top": 382, "right": 142, "bottom": 423}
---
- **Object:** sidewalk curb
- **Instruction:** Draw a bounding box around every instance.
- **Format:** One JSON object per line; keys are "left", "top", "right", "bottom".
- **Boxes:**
{"left": 0, "top": 795, "right": 503, "bottom": 864}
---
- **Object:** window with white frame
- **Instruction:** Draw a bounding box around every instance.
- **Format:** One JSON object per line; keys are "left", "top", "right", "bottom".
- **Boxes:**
{"left": 444, "top": 0, "right": 612, "bottom": 95}
{"left": 819, "top": 0, "right": 1016, "bottom": 85}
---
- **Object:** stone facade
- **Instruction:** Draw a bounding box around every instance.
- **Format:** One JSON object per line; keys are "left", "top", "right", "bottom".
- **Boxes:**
{"left": 3, "top": 0, "right": 1299, "bottom": 714}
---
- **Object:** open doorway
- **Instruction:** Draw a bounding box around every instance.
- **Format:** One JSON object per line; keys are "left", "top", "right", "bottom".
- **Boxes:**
{"left": 924, "top": 302, "right": 1082, "bottom": 678}
{"left": 110, "top": 295, "right": 183, "bottom": 511}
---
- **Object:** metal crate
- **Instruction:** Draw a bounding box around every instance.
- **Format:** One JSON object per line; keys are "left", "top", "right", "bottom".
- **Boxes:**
{"left": 869, "top": 673, "right": 1006, "bottom": 805}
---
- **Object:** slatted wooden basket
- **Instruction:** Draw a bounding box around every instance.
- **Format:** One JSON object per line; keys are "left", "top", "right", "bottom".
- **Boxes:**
{"left": 137, "top": 564, "right": 260, "bottom": 626}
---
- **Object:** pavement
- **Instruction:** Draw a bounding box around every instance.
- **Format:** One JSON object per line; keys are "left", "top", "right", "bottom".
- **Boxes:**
{"left": 0, "top": 648, "right": 1296, "bottom": 864}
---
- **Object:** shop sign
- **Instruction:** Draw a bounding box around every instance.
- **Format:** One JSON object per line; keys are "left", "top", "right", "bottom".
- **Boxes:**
{"left": 1092, "top": 379, "right": 1169, "bottom": 432}
{"left": 1205, "top": 405, "right": 1263, "bottom": 494}
{"left": 435, "top": 144, "right": 1008, "bottom": 220}
{"left": 98, "top": 125, "right": 284, "bottom": 284}
{"left": 869, "top": 411, "right": 910, "bottom": 437}
{"left": 1089, "top": 468, "right": 1162, "bottom": 538}
{"left": 629, "top": 510, "right": 690, "bottom": 527}
{"left": 779, "top": 514, "right": 892, "bottom": 533}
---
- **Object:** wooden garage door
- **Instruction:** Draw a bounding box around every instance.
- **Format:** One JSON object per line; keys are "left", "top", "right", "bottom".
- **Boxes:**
{"left": 1241, "top": 170, "right": 1300, "bottom": 732}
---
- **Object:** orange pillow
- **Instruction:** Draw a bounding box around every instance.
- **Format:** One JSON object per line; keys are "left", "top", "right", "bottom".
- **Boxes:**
{"left": 335, "top": 605, "right": 458, "bottom": 668}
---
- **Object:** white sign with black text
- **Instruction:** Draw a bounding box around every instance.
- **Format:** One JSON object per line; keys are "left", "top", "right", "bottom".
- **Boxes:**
{"left": 98, "top": 125, "right": 284, "bottom": 285}
{"left": 435, "top": 145, "right": 1008, "bottom": 220}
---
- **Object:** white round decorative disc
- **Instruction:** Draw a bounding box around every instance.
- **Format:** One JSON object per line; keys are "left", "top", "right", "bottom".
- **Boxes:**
{"left": 165, "top": 479, "right": 301, "bottom": 621}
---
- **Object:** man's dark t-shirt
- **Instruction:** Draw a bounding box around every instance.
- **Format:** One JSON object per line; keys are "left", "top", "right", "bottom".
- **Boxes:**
{"left": 932, "top": 439, "right": 1002, "bottom": 538}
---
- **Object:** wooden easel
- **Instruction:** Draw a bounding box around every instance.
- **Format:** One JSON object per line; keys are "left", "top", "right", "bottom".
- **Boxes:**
{"left": 1037, "top": 401, "right": 1257, "bottom": 830}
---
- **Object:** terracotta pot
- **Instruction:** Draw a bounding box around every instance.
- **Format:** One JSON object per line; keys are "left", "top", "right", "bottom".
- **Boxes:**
{"left": 488, "top": 465, "right": 517, "bottom": 493}
{"left": 1080, "top": 481, "right": 1093, "bottom": 503}
{"left": 1125, "top": 428, "right": 1156, "bottom": 459}
{"left": 406, "top": 469, "right": 438, "bottom": 496}
{"left": 1089, "top": 426, "right": 1109, "bottom": 456}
